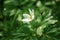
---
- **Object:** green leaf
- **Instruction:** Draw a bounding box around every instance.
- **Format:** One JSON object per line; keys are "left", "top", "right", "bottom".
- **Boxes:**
{"left": 37, "top": 25, "right": 46, "bottom": 36}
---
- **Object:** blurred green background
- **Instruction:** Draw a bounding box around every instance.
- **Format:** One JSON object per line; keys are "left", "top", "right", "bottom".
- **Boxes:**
{"left": 0, "top": 0, "right": 60, "bottom": 40}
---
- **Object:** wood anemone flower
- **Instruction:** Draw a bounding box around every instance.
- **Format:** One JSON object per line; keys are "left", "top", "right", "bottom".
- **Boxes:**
{"left": 22, "top": 9, "right": 34, "bottom": 23}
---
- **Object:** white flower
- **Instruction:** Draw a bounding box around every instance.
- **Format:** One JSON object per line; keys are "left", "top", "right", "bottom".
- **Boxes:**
{"left": 22, "top": 9, "right": 34, "bottom": 23}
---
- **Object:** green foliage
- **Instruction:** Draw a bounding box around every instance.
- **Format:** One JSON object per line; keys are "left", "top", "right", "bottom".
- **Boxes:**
{"left": 0, "top": 0, "right": 60, "bottom": 40}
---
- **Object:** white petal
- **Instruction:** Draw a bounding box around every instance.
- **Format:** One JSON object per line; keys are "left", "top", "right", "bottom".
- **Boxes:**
{"left": 23, "top": 14, "right": 30, "bottom": 19}
{"left": 31, "top": 15, "right": 34, "bottom": 19}
{"left": 29, "top": 9, "right": 32, "bottom": 14}
{"left": 28, "top": 9, "right": 34, "bottom": 15}
{"left": 22, "top": 19, "right": 32, "bottom": 23}
{"left": 28, "top": 9, "right": 34, "bottom": 20}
